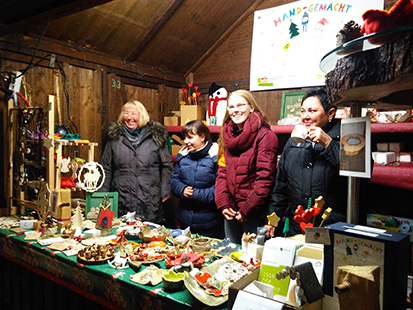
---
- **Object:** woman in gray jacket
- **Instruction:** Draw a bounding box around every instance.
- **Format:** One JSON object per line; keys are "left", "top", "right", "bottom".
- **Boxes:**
{"left": 99, "top": 100, "right": 174, "bottom": 223}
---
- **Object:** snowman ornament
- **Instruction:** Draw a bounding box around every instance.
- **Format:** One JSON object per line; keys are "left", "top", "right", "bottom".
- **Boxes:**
{"left": 206, "top": 82, "right": 228, "bottom": 126}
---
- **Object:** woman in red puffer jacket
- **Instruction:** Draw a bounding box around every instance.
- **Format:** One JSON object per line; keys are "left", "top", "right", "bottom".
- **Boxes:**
{"left": 215, "top": 90, "right": 278, "bottom": 243}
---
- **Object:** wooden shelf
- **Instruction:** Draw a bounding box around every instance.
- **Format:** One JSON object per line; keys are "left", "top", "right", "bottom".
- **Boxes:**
{"left": 168, "top": 123, "right": 413, "bottom": 190}
{"left": 167, "top": 126, "right": 221, "bottom": 134}
{"left": 169, "top": 123, "right": 413, "bottom": 135}
{"left": 371, "top": 122, "right": 413, "bottom": 133}
{"left": 371, "top": 162, "right": 413, "bottom": 191}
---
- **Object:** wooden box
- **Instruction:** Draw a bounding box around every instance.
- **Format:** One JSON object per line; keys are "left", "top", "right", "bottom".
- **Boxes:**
{"left": 180, "top": 105, "right": 205, "bottom": 126}
{"left": 164, "top": 111, "right": 180, "bottom": 126}
{"left": 323, "top": 222, "right": 410, "bottom": 310}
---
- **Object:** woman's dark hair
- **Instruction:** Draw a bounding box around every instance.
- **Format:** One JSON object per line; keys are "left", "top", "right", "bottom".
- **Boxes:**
{"left": 301, "top": 87, "right": 336, "bottom": 113}
{"left": 181, "top": 120, "right": 212, "bottom": 142}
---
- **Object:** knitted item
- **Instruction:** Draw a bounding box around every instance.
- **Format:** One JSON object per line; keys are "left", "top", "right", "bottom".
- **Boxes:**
{"left": 223, "top": 111, "right": 269, "bottom": 153}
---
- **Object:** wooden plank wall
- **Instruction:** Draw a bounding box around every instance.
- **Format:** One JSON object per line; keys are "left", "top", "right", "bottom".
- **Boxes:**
{"left": 0, "top": 59, "right": 181, "bottom": 163}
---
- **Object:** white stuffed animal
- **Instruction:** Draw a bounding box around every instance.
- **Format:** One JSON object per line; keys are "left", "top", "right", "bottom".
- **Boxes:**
{"left": 206, "top": 82, "right": 227, "bottom": 126}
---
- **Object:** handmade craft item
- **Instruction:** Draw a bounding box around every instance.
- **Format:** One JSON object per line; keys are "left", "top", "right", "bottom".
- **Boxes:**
{"left": 138, "top": 225, "right": 168, "bottom": 243}
{"left": 294, "top": 196, "right": 326, "bottom": 234}
{"left": 206, "top": 82, "right": 227, "bottom": 126}
{"left": 77, "top": 244, "right": 115, "bottom": 265}
{"left": 60, "top": 157, "right": 70, "bottom": 173}
{"left": 77, "top": 161, "right": 105, "bottom": 192}
{"left": 162, "top": 269, "right": 185, "bottom": 292}
{"left": 184, "top": 259, "right": 235, "bottom": 307}
{"left": 165, "top": 252, "right": 205, "bottom": 269}
{"left": 130, "top": 265, "right": 164, "bottom": 286}
{"left": 108, "top": 251, "right": 131, "bottom": 269}
{"left": 95, "top": 195, "right": 114, "bottom": 236}
{"left": 267, "top": 212, "right": 281, "bottom": 227}
{"left": 335, "top": 265, "right": 380, "bottom": 310}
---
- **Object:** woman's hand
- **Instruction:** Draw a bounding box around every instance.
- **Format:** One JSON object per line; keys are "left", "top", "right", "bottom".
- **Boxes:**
{"left": 308, "top": 126, "right": 332, "bottom": 148}
{"left": 162, "top": 196, "right": 170, "bottom": 203}
{"left": 265, "top": 225, "right": 275, "bottom": 238}
{"left": 235, "top": 212, "right": 248, "bottom": 223}
{"left": 183, "top": 186, "right": 193, "bottom": 199}
{"left": 222, "top": 208, "right": 237, "bottom": 221}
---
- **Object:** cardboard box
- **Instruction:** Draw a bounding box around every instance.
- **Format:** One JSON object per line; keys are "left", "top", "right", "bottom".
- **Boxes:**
{"left": 164, "top": 111, "right": 180, "bottom": 126}
{"left": 376, "top": 143, "right": 389, "bottom": 152}
{"left": 323, "top": 222, "right": 410, "bottom": 310}
{"left": 389, "top": 142, "right": 404, "bottom": 153}
{"left": 399, "top": 152, "right": 412, "bottom": 162}
{"left": 374, "top": 152, "right": 396, "bottom": 164}
{"left": 180, "top": 105, "right": 205, "bottom": 126}
{"left": 228, "top": 267, "right": 322, "bottom": 310}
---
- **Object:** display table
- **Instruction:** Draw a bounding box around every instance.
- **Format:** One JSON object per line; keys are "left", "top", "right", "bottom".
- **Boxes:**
{"left": 0, "top": 228, "right": 227, "bottom": 310}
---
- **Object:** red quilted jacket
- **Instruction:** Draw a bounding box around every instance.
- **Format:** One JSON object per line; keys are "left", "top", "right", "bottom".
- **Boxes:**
{"left": 215, "top": 112, "right": 278, "bottom": 219}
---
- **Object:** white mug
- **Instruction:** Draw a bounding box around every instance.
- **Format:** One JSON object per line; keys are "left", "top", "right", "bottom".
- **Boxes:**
{"left": 291, "top": 124, "right": 308, "bottom": 143}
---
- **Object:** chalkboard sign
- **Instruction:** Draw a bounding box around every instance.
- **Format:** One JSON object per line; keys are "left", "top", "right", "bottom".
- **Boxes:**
{"left": 280, "top": 91, "right": 306, "bottom": 119}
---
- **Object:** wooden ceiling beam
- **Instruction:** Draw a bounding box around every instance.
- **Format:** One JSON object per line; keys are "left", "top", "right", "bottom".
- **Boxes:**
{"left": 0, "top": 34, "right": 186, "bottom": 85}
{"left": 185, "top": 0, "right": 264, "bottom": 77}
{"left": 0, "top": 0, "right": 113, "bottom": 37}
{"left": 125, "top": 0, "right": 184, "bottom": 63}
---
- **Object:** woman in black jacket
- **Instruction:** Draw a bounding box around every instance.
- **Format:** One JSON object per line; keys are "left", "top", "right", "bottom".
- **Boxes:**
{"left": 267, "top": 87, "right": 347, "bottom": 237}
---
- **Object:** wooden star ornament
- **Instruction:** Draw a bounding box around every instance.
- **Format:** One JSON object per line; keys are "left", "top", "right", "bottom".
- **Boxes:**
{"left": 267, "top": 212, "right": 281, "bottom": 227}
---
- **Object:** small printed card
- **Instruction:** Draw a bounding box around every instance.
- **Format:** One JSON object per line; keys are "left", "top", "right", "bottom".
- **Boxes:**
{"left": 259, "top": 238, "right": 299, "bottom": 302}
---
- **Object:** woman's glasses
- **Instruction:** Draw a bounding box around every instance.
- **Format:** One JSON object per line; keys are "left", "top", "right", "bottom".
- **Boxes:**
{"left": 124, "top": 111, "right": 139, "bottom": 116}
{"left": 227, "top": 103, "right": 248, "bottom": 112}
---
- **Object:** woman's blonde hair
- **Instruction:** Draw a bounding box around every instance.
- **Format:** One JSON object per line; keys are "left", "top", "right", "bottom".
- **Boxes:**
{"left": 118, "top": 100, "right": 150, "bottom": 128}
{"left": 217, "top": 89, "right": 270, "bottom": 159}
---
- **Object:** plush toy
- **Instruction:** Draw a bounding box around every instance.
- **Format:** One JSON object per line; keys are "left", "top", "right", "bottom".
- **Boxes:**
{"left": 361, "top": 0, "right": 413, "bottom": 44}
{"left": 206, "top": 82, "right": 227, "bottom": 126}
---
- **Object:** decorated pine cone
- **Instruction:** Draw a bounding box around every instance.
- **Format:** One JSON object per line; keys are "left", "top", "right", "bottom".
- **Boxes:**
{"left": 338, "top": 20, "right": 362, "bottom": 37}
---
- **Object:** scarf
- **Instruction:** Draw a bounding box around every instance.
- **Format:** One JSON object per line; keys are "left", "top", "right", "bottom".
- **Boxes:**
{"left": 123, "top": 124, "right": 145, "bottom": 148}
{"left": 223, "top": 111, "right": 268, "bottom": 153}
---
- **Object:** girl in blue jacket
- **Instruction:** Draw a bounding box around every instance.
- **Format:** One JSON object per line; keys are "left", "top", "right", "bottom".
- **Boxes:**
{"left": 170, "top": 120, "right": 224, "bottom": 239}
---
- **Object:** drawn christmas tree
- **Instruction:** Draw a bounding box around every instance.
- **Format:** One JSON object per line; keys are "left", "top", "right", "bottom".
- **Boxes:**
{"left": 289, "top": 21, "right": 299, "bottom": 39}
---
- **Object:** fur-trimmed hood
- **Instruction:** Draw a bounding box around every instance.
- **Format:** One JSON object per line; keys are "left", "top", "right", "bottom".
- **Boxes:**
{"left": 107, "top": 120, "right": 169, "bottom": 147}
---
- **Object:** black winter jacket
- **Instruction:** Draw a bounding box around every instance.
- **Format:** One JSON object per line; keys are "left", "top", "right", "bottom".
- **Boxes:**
{"left": 268, "top": 119, "right": 347, "bottom": 236}
{"left": 99, "top": 121, "right": 174, "bottom": 222}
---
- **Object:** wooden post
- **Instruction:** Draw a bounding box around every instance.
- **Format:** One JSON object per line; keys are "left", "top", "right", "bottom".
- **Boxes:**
{"left": 7, "top": 98, "right": 16, "bottom": 215}
{"left": 347, "top": 102, "right": 362, "bottom": 224}
{"left": 47, "top": 95, "right": 55, "bottom": 191}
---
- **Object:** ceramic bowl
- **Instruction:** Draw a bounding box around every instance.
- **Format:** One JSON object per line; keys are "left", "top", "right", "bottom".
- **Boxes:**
{"left": 191, "top": 237, "right": 211, "bottom": 253}
{"left": 162, "top": 269, "right": 185, "bottom": 292}
{"left": 138, "top": 225, "right": 168, "bottom": 243}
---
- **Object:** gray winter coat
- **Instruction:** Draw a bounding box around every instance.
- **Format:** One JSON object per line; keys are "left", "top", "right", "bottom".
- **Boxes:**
{"left": 99, "top": 120, "right": 174, "bottom": 223}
